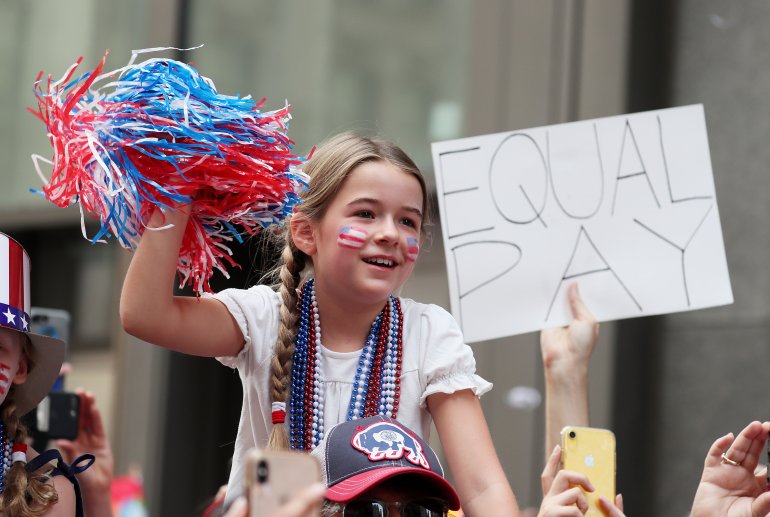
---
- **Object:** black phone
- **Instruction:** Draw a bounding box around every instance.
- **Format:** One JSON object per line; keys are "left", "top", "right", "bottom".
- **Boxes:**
{"left": 25, "top": 391, "right": 80, "bottom": 441}
{"left": 29, "top": 307, "right": 71, "bottom": 392}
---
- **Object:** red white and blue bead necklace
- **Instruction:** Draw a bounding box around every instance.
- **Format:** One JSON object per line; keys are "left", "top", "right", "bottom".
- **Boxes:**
{"left": 288, "top": 278, "right": 403, "bottom": 450}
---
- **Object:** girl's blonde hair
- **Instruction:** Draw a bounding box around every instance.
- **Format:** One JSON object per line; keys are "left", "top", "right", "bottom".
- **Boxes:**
{"left": 1, "top": 333, "right": 59, "bottom": 515}
{"left": 267, "top": 132, "right": 429, "bottom": 450}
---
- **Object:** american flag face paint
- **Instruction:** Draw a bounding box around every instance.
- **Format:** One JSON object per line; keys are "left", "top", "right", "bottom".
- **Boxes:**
{"left": 337, "top": 226, "right": 368, "bottom": 249}
{"left": 405, "top": 237, "right": 420, "bottom": 262}
{"left": 0, "top": 362, "right": 14, "bottom": 398}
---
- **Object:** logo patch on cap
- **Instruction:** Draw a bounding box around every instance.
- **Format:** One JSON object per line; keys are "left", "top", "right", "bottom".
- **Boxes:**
{"left": 351, "top": 421, "right": 430, "bottom": 469}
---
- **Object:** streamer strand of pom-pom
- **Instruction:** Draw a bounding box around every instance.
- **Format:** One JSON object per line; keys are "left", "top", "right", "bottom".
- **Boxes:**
{"left": 29, "top": 48, "right": 307, "bottom": 293}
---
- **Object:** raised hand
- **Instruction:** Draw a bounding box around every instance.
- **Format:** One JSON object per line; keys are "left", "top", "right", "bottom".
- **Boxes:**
{"left": 55, "top": 389, "right": 114, "bottom": 517}
{"left": 540, "top": 283, "right": 599, "bottom": 375}
{"left": 691, "top": 421, "right": 770, "bottom": 517}
{"left": 540, "top": 283, "right": 599, "bottom": 457}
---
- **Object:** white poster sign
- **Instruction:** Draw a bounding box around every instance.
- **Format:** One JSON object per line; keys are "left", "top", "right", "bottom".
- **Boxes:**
{"left": 431, "top": 105, "right": 733, "bottom": 342}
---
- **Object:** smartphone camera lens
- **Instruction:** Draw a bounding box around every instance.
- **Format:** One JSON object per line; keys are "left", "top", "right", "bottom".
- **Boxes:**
{"left": 569, "top": 431, "right": 576, "bottom": 439}
{"left": 257, "top": 460, "right": 269, "bottom": 484}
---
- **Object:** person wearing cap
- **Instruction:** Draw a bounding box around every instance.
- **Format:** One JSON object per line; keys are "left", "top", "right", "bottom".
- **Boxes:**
{"left": 311, "top": 415, "right": 628, "bottom": 517}
{"left": 218, "top": 415, "right": 457, "bottom": 517}
{"left": 0, "top": 232, "right": 88, "bottom": 516}
{"left": 309, "top": 415, "right": 461, "bottom": 517}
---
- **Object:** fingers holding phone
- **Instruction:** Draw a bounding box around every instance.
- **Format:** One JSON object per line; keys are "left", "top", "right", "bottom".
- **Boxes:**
{"left": 539, "top": 444, "right": 593, "bottom": 517}
{"left": 55, "top": 389, "right": 115, "bottom": 516}
{"left": 560, "top": 426, "right": 616, "bottom": 517}
{"left": 225, "top": 483, "right": 326, "bottom": 517}
{"left": 55, "top": 390, "right": 111, "bottom": 465}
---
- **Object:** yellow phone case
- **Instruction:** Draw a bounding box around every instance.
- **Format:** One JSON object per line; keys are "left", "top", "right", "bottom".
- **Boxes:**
{"left": 561, "top": 426, "right": 616, "bottom": 516}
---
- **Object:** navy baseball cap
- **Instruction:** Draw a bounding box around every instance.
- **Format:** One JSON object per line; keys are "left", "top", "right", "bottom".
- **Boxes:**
{"left": 310, "top": 415, "right": 461, "bottom": 510}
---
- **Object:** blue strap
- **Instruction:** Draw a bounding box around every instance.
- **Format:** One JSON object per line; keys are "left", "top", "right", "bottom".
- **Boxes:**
{"left": 25, "top": 449, "right": 95, "bottom": 517}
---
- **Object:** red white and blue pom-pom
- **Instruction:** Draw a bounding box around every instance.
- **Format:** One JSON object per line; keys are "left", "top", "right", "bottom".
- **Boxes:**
{"left": 29, "top": 48, "right": 308, "bottom": 294}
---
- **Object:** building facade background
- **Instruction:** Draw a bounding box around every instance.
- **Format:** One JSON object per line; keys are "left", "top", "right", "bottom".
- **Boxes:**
{"left": 0, "top": 1, "right": 766, "bottom": 515}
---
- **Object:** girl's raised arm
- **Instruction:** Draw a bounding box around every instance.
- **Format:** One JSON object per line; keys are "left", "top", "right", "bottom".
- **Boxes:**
{"left": 120, "top": 205, "right": 244, "bottom": 357}
{"left": 429, "top": 390, "right": 521, "bottom": 517}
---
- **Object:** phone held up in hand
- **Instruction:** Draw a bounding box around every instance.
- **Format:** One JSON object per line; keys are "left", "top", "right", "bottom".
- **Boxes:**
{"left": 245, "top": 448, "right": 321, "bottom": 517}
{"left": 561, "top": 426, "right": 616, "bottom": 516}
{"left": 25, "top": 392, "right": 81, "bottom": 441}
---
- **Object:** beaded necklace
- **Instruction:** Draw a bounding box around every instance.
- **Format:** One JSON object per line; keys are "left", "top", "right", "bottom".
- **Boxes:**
{"left": 0, "top": 421, "right": 14, "bottom": 494}
{"left": 288, "top": 278, "right": 403, "bottom": 450}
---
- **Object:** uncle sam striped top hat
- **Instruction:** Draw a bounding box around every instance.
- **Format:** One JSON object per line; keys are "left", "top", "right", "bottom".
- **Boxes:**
{"left": 0, "top": 233, "right": 65, "bottom": 416}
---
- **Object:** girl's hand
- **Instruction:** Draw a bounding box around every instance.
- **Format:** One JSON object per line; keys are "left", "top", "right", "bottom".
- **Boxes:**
{"left": 538, "top": 445, "right": 592, "bottom": 516}
{"left": 691, "top": 421, "right": 770, "bottom": 517}
{"left": 540, "top": 283, "right": 599, "bottom": 377}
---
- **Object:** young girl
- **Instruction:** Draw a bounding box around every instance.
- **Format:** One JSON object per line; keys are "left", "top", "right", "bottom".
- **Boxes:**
{"left": 0, "top": 232, "right": 82, "bottom": 516}
{"left": 121, "top": 132, "right": 523, "bottom": 514}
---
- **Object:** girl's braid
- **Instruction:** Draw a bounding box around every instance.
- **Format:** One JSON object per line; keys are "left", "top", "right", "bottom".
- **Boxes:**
{"left": 266, "top": 234, "right": 305, "bottom": 450}
{"left": 1, "top": 400, "right": 58, "bottom": 515}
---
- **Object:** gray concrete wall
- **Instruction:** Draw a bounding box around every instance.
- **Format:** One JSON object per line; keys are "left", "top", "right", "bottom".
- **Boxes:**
{"left": 617, "top": 2, "right": 770, "bottom": 515}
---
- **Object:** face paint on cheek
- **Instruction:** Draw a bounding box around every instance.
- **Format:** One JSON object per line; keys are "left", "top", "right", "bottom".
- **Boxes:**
{"left": 337, "top": 226, "right": 368, "bottom": 249}
{"left": 406, "top": 237, "right": 420, "bottom": 262}
{"left": 0, "top": 362, "right": 12, "bottom": 396}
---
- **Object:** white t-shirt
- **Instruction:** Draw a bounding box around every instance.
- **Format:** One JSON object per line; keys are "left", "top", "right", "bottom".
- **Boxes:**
{"left": 210, "top": 284, "right": 492, "bottom": 503}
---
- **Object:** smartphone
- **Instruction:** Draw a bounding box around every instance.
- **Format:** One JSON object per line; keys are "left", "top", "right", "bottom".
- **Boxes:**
{"left": 245, "top": 448, "right": 321, "bottom": 517}
{"left": 26, "top": 392, "right": 81, "bottom": 441}
{"left": 560, "top": 426, "right": 616, "bottom": 516}
{"left": 30, "top": 307, "right": 71, "bottom": 391}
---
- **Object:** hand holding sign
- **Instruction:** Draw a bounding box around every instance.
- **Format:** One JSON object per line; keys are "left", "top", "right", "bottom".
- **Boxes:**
{"left": 432, "top": 105, "right": 732, "bottom": 342}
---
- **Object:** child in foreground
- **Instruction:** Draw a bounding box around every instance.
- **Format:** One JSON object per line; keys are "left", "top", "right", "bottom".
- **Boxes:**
{"left": 121, "top": 132, "right": 518, "bottom": 513}
{"left": 0, "top": 232, "right": 89, "bottom": 516}
{"left": 122, "top": 132, "right": 597, "bottom": 515}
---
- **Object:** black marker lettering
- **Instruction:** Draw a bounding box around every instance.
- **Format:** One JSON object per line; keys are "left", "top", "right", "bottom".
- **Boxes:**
{"left": 657, "top": 115, "right": 713, "bottom": 204}
{"left": 547, "top": 123, "right": 605, "bottom": 219}
{"left": 634, "top": 203, "right": 714, "bottom": 306}
{"left": 438, "top": 147, "right": 495, "bottom": 239}
{"left": 451, "top": 240, "right": 523, "bottom": 331}
{"left": 611, "top": 119, "right": 661, "bottom": 214}
{"left": 545, "top": 226, "right": 641, "bottom": 320}
{"left": 489, "top": 133, "right": 549, "bottom": 225}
